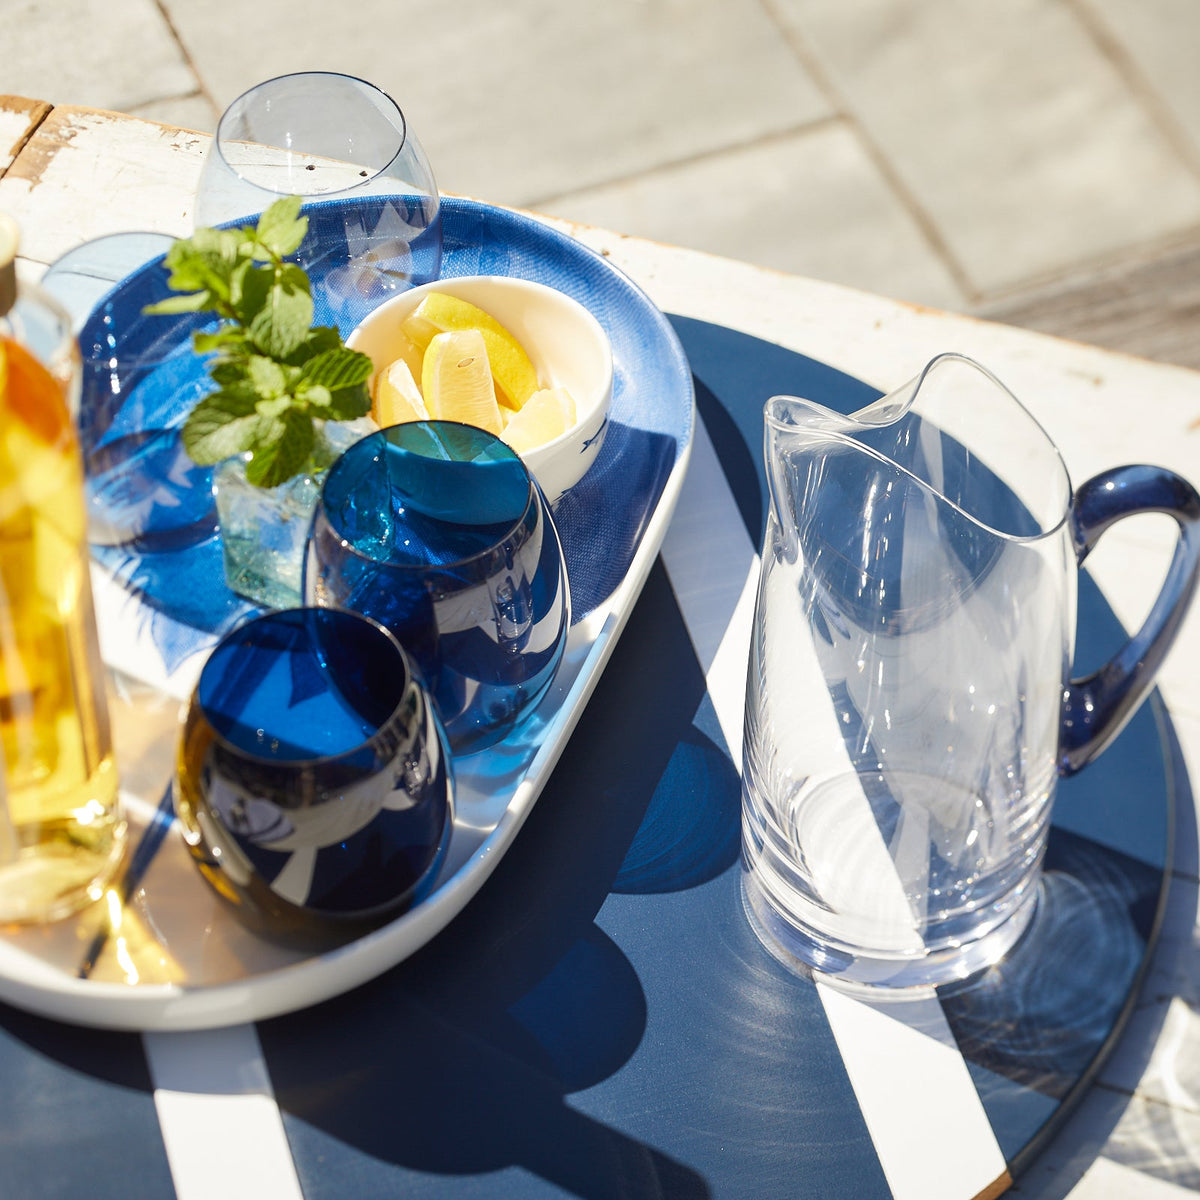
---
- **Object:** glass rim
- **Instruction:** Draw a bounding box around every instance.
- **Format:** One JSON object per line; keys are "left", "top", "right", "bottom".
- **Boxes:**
{"left": 316, "top": 420, "right": 539, "bottom": 573}
{"left": 213, "top": 71, "right": 409, "bottom": 199}
{"left": 42, "top": 230, "right": 178, "bottom": 334}
{"left": 764, "top": 352, "right": 1073, "bottom": 545}
{"left": 195, "top": 605, "right": 418, "bottom": 769}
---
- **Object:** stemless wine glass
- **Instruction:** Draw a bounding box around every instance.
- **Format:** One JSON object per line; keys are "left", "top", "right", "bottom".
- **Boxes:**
{"left": 174, "top": 606, "right": 454, "bottom": 950}
{"left": 42, "top": 234, "right": 218, "bottom": 552}
{"left": 304, "top": 422, "right": 571, "bottom": 756}
{"left": 195, "top": 72, "right": 442, "bottom": 324}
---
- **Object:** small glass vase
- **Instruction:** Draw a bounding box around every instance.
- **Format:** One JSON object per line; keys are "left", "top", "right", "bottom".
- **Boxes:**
{"left": 213, "top": 419, "right": 372, "bottom": 610}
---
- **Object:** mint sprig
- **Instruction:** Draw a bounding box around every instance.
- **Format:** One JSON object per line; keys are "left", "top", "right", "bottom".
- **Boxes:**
{"left": 145, "top": 196, "right": 372, "bottom": 488}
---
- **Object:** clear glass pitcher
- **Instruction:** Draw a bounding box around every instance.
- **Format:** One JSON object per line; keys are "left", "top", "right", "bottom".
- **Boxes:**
{"left": 741, "top": 353, "right": 1200, "bottom": 989}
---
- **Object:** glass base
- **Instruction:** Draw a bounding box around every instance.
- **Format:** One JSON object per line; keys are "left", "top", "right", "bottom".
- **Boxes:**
{"left": 740, "top": 866, "right": 1040, "bottom": 992}
{"left": 0, "top": 819, "right": 128, "bottom": 926}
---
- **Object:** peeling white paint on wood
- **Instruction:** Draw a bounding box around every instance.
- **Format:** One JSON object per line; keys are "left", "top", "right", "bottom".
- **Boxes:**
{"left": 0, "top": 105, "right": 205, "bottom": 266}
{"left": 0, "top": 94, "right": 49, "bottom": 175}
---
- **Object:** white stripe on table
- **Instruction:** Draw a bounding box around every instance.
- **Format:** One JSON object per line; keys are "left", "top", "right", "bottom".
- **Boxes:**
{"left": 143, "top": 1025, "right": 303, "bottom": 1200}
{"left": 658, "top": 410, "right": 758, "bottom": 761}
{"left": 818, "top": 984, "right": 1009, "bottom": 1200}
{"left": 660, "top": 406, "right": 1009, "bottom": 1200}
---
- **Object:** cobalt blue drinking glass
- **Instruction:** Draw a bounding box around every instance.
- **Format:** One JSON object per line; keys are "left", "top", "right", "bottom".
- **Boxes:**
{"left": 175, "top": 607, "right": 453, "bottom": 950}
{"left": 304, "top": 422, "right": 571, "bottom": 755}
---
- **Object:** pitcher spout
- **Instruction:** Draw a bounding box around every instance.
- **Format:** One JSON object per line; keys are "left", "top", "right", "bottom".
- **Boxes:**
{"left": 764, "top": 353, "right": 1072, "bottom": 547}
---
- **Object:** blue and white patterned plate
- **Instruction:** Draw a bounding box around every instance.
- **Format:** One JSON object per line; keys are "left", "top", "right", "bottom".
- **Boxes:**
{"left": 0, "top": 197, "right": 695, "bottom": 1030}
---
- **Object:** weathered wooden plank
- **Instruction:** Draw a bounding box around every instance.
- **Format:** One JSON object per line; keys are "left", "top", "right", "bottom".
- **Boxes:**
{"left": 0, "top": 94, "right": 51, "bottom": 177}
{"left": 0, "top": 104, "right": 207, "bottom": 268}
{"left": 975, "top": 239, "right": 1200, "bottom": 372}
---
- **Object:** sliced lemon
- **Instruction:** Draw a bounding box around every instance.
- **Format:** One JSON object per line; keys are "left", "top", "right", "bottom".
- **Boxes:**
{"left": 500, "top": 386, "right": 577, "bottom": 453}
{"left": 421, "top": 329, "right": 503, "bottom": 435}
{"left": 402, "top": 293, "right": 540, "bottom": 409}
{"left": 373, "top": 358, "right": 429, "bottom": 427}
{"left": 388, "top": 329, "right": 426, "bottom": 384}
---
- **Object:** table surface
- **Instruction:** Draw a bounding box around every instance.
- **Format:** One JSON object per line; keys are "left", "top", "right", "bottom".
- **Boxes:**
{"left": 3, "top": 98, "right": 1200, "bottom": 1200}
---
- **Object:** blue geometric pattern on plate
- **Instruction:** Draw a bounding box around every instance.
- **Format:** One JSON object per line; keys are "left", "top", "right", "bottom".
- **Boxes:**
{"left": 84, "top": 197, "right": 694, "bottom": 689}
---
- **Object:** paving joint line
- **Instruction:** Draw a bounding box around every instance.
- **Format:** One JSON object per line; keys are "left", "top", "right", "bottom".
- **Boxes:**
{"left": 1067, "top": 0, "right": 1200, "bottom": 187}
{"left": 150, "top": 0, "right": 221, "bottom": 115}
{"left": 525, "top": 113, "right": 846, "bottom": 212}
{"left": 757, "top": 0, "right": 980, "bottom": 305}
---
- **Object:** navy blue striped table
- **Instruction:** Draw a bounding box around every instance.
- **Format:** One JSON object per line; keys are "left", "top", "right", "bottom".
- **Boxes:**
{"left": 0, "top": 316, "right": 1179, "bottom": 1200}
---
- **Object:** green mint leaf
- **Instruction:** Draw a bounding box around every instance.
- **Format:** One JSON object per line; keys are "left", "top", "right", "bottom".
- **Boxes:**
{"left": 226, "top": 257, "right": 258, "bottom": 315}
{"left": 299, "top": 384, "right": 332, "bottom": 409}
{"left": 246, "top": 265, "right": 313, "bottom": 359}
{"left": 253, "top": 196, "right": 308, "bottom": 260}
{"left": 323, "top": 383, "right": 372, "bottom": 422}
{"left": 209, "top": 355, "right": 254, "bottom": 385}
{"left": 246, "top": 355, "right": 288, "bottom": 399}
{"left": 193, "top": 327, "right": 248, "bottom": 356}
{"left": 244, "top": 407, "right": 315, "bottom": 488}
{"left": 298, "top": 346, "right": 373, "bottom": 391}
{"left": 284, "top": 325, "right": 342, "bottom": 366}
{"left": 143, "top": 291, "right": 213, "bottom": 315}
{"left": 231, "top": 262, "right": 274, "bottom": 328}
{"left": 278, "top": 261, "right": 312, "bottom": 297}
{"left": 188, "top": 226, "right": 246, "bottom": 260}
{"left": 255, "top": 395, "right": 292, "bottom": 420}
{"left": 150, "top": 205, "right": 366, "bottom": 489}
{"left": 160, "top": 228, "right": 244, "bottom": 301}
{"left": 182, "top": 388, "right": 261, "bottom": 465}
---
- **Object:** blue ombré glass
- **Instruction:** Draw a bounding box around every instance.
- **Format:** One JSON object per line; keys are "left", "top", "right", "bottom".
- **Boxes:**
{"left": 175, "top": 607, "right": 453, "bottom": 950}
{"left": 304, "top": 422, "right": 571, "bottom": 755}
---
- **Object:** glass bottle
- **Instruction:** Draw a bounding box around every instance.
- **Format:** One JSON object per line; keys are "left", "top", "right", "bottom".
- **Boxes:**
{"left": 0, "top": 213, "right": 125, "bottom": 923}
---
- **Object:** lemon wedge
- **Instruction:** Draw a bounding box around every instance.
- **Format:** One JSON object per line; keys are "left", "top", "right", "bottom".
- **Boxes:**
{"left": 373, "top": 358, "right": 428, "bottom": 427}
{"left": 500, "top": 386, "right": 577, "bottom": 453}
{"left": 421, "top": 329, "right": 503, "bottom": 435}
{"left": 402, "top": 293, "right": 540, "bottom": 409}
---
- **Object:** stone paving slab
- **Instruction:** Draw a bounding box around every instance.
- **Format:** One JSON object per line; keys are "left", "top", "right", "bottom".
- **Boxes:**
{"left": 129, "top": 94, "right": 218, "bottom": 135}
{"left": 1081, "top": 0, "right": 1200, "bottom": 167}
{"left": 6, "top": 1, "right": 1200, "bottom": 324}
{"left": 770, "top": 0, "right": 1200, "bottom": 297}
{"left": 161, "top": 0, "right": 833, "bottom": 208}
{"left": 3, "top": 0, "right": 196, "bottom": 115}
{"left": 539, "top": 118, "right": 966, "bottom": 308}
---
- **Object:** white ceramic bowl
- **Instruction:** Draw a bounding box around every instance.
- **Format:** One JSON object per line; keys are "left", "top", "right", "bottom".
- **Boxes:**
{"left": 347, "top": 275, "right": 613, "bottom": 505}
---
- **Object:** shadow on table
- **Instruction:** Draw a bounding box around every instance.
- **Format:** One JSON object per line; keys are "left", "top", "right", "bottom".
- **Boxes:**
{"left": 5, "top": 318, "right": 1193, "bottom": 1200}
{"left": 1003, "top": 741, "right": 1200, "bottom": 1197}
{"left": 943, "top": 572, "right": 1200, "bottom": 1196}
{"left": 257, "top": 560, "right": 724, "bottom": 1199}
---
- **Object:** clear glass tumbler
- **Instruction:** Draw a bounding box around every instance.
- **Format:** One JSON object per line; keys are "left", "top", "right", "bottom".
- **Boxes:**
{"left": 42, "top": 232, "right": 218, "bottom": 553}
{"left": 195, "top": 72, "right": 442, "bottom": 318}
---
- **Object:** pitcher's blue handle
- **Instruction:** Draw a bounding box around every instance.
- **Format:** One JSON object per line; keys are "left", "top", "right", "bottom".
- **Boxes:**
{"left": 1060, "top": 464, "right": 1200, "bottom": 775}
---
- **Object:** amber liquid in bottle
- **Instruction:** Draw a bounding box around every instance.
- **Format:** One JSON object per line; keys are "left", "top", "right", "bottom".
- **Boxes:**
{"left": 0, "top": 333, "right": 124, "bottom": 923}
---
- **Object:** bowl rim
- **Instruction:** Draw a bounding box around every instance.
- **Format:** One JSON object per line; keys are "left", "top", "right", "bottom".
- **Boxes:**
{"left": 346, "top": 273, "right": 614, "bottom": 464}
